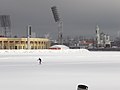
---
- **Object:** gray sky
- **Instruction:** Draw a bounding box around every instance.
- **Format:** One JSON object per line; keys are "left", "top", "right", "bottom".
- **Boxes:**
{"left": 0, "top": 0, "right": 120, "bottom": 39}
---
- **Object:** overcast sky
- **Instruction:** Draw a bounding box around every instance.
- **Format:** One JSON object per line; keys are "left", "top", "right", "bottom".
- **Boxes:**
{"left": 0, "top": 0, "right": 120, "bottom": 39}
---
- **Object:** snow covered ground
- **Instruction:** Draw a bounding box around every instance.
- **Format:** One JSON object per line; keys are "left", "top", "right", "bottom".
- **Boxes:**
{"left": 0, "top": 49, "right": 120, "bottom": 90}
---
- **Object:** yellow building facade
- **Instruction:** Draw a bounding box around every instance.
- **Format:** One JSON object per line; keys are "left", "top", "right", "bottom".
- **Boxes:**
{"left": 0, "top": 38, "right": 51, "bottom": 49}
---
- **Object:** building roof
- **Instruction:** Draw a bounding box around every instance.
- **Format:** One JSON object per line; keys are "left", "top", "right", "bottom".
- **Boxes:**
{"left": 49, "top": 45, "right": 69, "bottom": 50}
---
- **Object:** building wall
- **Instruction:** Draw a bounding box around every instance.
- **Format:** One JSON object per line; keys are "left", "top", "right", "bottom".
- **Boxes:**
{"left": 0, "top": 38, "right": 51, "bottom": 49}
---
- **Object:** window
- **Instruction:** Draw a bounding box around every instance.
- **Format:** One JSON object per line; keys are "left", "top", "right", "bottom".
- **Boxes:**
{"left": 15, "top": 46, "right": 17, "bottom": 49}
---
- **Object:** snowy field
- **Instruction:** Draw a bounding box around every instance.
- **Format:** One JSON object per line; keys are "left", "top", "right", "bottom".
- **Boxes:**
{"left": 0, "top": 49, "right": 120, "bottom": 90}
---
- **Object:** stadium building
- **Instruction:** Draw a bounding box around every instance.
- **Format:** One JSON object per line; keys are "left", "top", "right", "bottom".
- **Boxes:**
{"left": 0, "top": 38, "right": 51, "bottom": 49}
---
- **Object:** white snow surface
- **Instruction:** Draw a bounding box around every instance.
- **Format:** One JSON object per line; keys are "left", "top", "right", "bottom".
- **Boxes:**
{"left": 0, "top": 49, "right": 120, "bottom": 90}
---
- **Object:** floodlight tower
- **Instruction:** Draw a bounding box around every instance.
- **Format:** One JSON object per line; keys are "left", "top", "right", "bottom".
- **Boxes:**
{"left": 51, "top": 6, "right": 63, "bottom": 45}
{"left": 0, "top": 15, "right": 11, "bottom": 37}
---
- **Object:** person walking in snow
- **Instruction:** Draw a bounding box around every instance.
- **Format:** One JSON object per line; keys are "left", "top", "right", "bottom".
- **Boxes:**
{"left": 38, "top": 58, "right": 42, "bottom": 64}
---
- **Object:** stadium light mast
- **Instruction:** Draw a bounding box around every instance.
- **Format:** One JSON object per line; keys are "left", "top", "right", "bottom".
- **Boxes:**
{"left": 51, "top": 6, "right": 63, "bottom": 45}
{"left": 0, "top": 15, "right": 11, "bottom": 37}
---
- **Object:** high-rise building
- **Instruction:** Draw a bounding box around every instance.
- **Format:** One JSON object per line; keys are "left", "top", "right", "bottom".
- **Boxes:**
{"left": 96, "top": 25, "right": 100, "bottom": 47}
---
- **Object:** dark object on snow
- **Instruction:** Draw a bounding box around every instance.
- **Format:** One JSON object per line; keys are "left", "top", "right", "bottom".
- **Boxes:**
{"left": 38, "top": 58, "right": 42, "bottom": 64}
{"left": 77, "top": 85, "right": 88, "bottom": 90}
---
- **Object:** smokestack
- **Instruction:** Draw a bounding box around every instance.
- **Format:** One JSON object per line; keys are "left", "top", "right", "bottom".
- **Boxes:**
{"left": 27, "top": 25, "right": 31, "bottom": 49}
